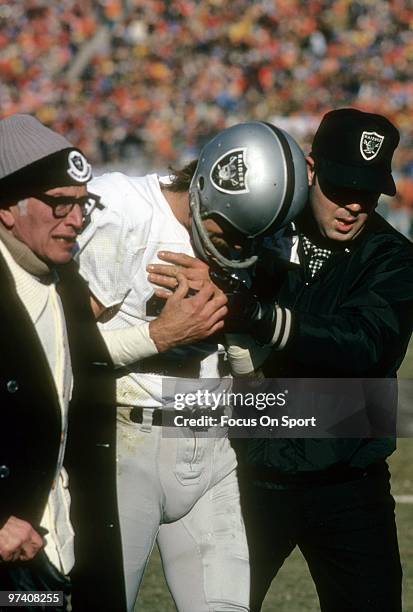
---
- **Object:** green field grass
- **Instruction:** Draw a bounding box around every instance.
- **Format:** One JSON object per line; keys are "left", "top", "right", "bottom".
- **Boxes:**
{"left": 136, "top": 439, "right": 413, "bottom": 611}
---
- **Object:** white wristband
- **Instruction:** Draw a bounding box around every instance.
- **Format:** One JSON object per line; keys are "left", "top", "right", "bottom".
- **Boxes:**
{"left": 225, "top": 334, "right": 271, "bottom": 376}
{"left": 101, "top": 322, "right": 158, "bottom": 368}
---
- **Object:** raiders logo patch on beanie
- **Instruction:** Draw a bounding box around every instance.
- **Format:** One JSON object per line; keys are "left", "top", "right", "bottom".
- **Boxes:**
{"left": 0, "top": 114, "right": 92, "bottom": 203}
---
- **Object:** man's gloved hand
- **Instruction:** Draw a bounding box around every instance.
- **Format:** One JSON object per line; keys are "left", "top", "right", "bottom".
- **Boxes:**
{"left": 209, "top": 269, "right": 277, "bottom": 345}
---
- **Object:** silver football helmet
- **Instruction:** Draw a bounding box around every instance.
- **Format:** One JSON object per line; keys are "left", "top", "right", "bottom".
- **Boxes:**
{"left": 189, "top": 121, "right": 308, "bottom": 269}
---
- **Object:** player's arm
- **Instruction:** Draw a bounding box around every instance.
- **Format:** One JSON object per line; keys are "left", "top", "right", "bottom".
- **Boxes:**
{"left": 88, "top": 292, "right": 159, "bottom": 367}
{"left": 79, "top": 186, "right": 227, "bottom": 363}
{"left": 90, "top": 279, "right": 227, "bottom": 365}
{"left": 77, "top": 179, "right": 161, "bottom": 367}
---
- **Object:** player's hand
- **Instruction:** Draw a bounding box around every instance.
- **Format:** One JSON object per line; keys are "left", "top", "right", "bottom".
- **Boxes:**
{"left": 0, "top": 516, "right": 44, "bottom": 562}
{"left": 149, "top": 273, "right": 227, "bottom": 352}
{"left": 147, "top": 251, "right": 211, "bottom": 292}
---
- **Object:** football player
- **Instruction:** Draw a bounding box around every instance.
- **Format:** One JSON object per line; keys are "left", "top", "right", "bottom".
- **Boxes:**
{"left": 76, "top": 121, "right": 308, "bottom": 611}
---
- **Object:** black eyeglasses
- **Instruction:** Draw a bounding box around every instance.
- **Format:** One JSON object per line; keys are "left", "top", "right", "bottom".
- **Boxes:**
{"left": 35, "top": 192, "right": 102, "bottom": 219}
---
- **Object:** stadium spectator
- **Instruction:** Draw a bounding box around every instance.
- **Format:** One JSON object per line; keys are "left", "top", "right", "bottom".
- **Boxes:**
{"left": 1, "top": 0, "right": 413, "bottom": 218}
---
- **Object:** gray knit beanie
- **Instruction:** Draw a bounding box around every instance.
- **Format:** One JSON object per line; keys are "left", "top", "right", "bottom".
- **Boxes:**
{"left": 0, "top": 114, "right": 92, "bottom": 202}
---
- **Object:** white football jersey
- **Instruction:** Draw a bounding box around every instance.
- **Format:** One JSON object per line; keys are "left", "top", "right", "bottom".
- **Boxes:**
{"left": 77, "top": 172, "right": 220, "bottom": 407}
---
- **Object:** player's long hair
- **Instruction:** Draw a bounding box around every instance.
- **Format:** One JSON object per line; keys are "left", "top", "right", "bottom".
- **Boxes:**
{"left": 161, "top": 160, "right": 198, "bottom": 193}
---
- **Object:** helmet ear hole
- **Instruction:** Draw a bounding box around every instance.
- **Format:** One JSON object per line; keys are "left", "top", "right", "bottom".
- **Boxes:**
{"left": 198, "top": 176, "right": 205, "bottom": 190}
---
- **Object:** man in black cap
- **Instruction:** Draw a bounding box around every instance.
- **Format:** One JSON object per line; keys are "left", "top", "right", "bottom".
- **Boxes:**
{"left": 0, "top": 113, "right": 127, "bottom": 610}
{"left": 149, "top": 108, "right": 413, "bottom": 611}
{"left": 233, "top": 108, "right": 413, "bottom": 612}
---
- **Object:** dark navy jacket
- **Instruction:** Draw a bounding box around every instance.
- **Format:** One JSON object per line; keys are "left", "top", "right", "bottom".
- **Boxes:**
{"left": 248, "top": 212, "right": 413, "bottom": 472}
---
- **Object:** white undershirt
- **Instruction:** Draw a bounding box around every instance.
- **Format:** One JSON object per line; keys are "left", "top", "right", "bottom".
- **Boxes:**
{"left": 0, "top": 240, "right": 74, "bottom": 574}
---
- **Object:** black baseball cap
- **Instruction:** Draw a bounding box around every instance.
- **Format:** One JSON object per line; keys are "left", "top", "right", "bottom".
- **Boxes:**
{"left": 311, "top": 108, "right": 399, "bottom": 196}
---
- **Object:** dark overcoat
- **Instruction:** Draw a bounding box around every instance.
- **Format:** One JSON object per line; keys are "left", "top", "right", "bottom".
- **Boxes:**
{"left": 0, "top": 254, "right": 126, "bottom": 611}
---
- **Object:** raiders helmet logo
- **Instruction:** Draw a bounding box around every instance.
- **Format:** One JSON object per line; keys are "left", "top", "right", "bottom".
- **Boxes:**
{"left": 67, "top": 150, "right": 92, "bottom": 182}
{"left": 360, "top": 131, "right": 384, "bottom": 161}
{"left": 210, "top": 148, "right": 249, "bottom": 194}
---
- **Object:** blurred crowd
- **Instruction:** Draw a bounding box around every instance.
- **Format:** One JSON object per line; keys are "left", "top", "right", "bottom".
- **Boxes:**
{"left": 1, "top": 0, "right": 413, "bottom": 236}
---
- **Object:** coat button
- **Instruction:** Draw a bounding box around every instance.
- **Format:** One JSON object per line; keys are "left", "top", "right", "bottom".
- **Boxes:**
{"left": 6, "top": 380, "right": 19, "bottom": 393}
{"left": 0, "top": 465, "right": 10, "bottom": 479}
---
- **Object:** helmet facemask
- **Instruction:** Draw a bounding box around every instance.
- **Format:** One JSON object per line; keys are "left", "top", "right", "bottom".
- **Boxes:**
{"left": 189, "top": 188, "right": 258, "bottom": 270}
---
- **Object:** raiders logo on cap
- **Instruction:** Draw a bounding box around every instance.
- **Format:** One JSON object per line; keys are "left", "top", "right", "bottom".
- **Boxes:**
{"left": 67, "top": 150, "right": 92, "bottom": 183}
{"left": 210, "top": 148, "right": 249, "bottom": 194}
{"left": 360, "top": 131, "right": 384, "bottom": 161}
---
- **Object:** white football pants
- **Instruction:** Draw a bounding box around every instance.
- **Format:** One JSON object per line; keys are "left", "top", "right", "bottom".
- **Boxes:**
{"left": 116, "top": 409, "right": 250, "bottom": 611}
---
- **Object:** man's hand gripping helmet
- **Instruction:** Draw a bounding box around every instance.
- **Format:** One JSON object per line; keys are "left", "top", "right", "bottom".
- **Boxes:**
{"left": 189, "top": 121, "right": 308, "bottom": 269}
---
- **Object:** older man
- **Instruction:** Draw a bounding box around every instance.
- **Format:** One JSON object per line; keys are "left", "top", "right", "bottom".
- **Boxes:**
{"left": 0, "top": 114, "right": 125, "bottom": 610}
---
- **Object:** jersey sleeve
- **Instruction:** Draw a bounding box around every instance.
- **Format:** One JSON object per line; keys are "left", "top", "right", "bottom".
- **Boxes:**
{"left": 77, "top": 173, "right": 151, "bottom": 309}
